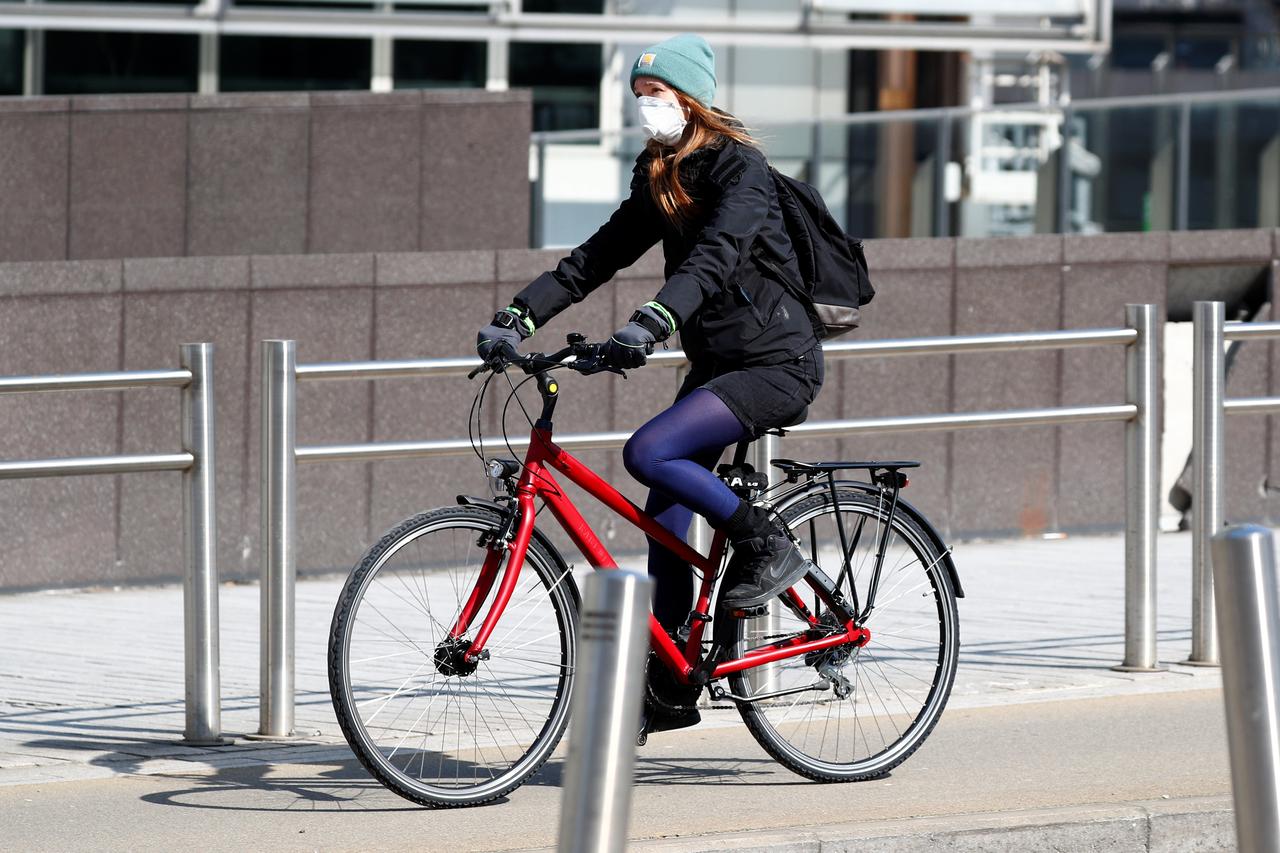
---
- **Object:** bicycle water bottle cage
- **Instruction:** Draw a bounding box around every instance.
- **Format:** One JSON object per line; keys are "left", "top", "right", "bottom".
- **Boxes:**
{"left": 716, "top": 463, "right": 770, "bottom": 499}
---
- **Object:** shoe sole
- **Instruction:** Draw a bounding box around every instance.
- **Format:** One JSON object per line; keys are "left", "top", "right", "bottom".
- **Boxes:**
{"left": 721, "top": 557, "right": 814, "bottom": 610}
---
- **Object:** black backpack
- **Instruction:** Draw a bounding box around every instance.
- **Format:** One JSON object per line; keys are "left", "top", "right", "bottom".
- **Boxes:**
{"left": 751, "top": 168, "right": 874, "bottom": 340}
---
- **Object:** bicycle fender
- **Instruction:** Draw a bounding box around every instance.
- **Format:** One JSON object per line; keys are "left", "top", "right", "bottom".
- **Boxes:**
{"left": 455, "top": 495, "right": 582, "bottom": 608}
{"left": 777, "top": 480, "right": 965, "bottom": 599}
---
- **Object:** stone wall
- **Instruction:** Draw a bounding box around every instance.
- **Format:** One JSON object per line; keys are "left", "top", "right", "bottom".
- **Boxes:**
{"left": 0, "top": 90, "right": 531, "bottom": 263}
{"left": 0, "top": 230, "right": 1275, "bottom": 590}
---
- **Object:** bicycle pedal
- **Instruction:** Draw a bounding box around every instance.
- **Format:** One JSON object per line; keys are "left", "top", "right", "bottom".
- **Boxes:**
{"left": 729, "top": 605, "right": 769, "bottom": 619}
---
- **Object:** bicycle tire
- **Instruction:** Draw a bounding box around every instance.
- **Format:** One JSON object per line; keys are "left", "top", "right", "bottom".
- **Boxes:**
{"left": 732, "top": 488, "right": 959, "bottom": 782}
{"left": 328, "top": 505, "right": 578, "bottom": 808}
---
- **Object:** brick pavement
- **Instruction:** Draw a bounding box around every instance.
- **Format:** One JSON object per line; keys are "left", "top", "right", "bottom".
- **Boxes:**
{"left": 0, "top": 531, "right": 1219, "bottom": 786}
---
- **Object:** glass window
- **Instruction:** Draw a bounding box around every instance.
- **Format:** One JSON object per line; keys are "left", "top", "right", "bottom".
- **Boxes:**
{"left": 44, "top": 31, "right": 198, "bottom": 95}
{"left": 523, "top": 0, "right": 603, "bottom": 11}
{"left": 510, "top": 42, "right": 601, "bottom": 132}
{"left": 394, "top": 40, "right": 486, "bottom": 89}
{"left": 221, "top": 35, "right": 370, "bottom": 92}
{"left": 1111, "top": 34, "right": 1167, "bottom": 70}
{"left": 0, "top": 32, "right": 21, "bottom": 96}
{"left": 1174, "top": 36, "right": 1233, "bottom": 70}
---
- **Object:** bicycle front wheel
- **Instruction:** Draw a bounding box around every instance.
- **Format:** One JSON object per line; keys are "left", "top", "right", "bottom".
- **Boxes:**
{"left": 328, "top": 505, "right": 578, "bottom": 807}
{"left": 733, "top": 488, "right": 959, "bottom": 782}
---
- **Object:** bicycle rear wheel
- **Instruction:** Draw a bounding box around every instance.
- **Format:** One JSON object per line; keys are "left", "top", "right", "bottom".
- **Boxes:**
{"left": 732, "top": 488, "right": 958, "bottom": 781}
{"left": 328, "top": 505, "right": 578, "bottom": 807}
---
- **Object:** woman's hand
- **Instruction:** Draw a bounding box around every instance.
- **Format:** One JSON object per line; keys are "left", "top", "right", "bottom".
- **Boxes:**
{"left": 602, "top": 303, "right": 675, "bottom": 369}
{"left": 477, "top": 306, "right": 534, "bottom": 363}
{"left": 603, "top": 320, "right": 656, "bottom": 369}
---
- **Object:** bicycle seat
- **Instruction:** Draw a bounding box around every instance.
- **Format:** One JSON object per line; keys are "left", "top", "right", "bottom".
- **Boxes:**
{"left": 759, "top": 406, "right": 808, "bottom": 437}
{"left": 771, "top": 459, "right": 921, "bottom": 476}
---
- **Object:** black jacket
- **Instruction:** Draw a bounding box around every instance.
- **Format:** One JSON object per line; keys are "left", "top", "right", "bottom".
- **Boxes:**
{"left": 513, "top": 138, "right": 817, "bottom": 367}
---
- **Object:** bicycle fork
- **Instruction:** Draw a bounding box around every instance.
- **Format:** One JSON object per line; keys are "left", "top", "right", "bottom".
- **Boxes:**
{"left": 449, "top": 492, "right": 539, "bottom": 667}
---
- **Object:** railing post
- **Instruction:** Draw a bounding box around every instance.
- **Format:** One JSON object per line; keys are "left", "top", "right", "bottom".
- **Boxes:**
{"left": 180, "top": 342, "right": 227, "bottom": 745}
{"left": 557, "top": 570, "right": 652, "bottom": 853}
{"left": 257, "top": 340, "right": 298, "bottom": 739}
{"left": 1190, "top": 301, "right": 1225, "bottom": 666}
{"left": 1116, "top": 303, "right": 1161, "bottom": 671}
{"left": 1211, "top": 525, "right": 1280, "bottom": 852}
{"left": 749, "top": 431, "right": 782, "bottom": 693}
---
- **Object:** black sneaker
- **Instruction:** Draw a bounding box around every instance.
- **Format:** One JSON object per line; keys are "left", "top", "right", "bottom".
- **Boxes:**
{"left": 719, "top": 527, "right": 812, "bottom": 611}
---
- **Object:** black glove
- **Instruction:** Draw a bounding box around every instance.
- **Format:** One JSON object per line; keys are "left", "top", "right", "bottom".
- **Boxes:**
{"left": 603, "top": 303, "right": 675, "bottom": 370}
{"left": 477, "top": 306, "right": 535, "bottom": 363}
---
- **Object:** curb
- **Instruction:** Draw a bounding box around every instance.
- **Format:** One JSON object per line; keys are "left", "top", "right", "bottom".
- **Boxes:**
{"left": 524, "top": 796, "right": 1234, "bottom": 852}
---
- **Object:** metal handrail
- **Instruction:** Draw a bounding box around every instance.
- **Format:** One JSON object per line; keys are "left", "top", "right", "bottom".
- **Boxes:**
{"left": 257, "top": 305, "right": 1163, "bottom": 734}
{"left": 0, "top": 369, "right": 192, "bottom": 393}
{"left": 0, "top": 453, "right": 194, "bottom": 479}
{"left": 1189, "top": 304, "right": 1280, "bottom": 667}
{"left": 294, "top": 327, "right": 1140, "bottom": 384}
{"left": 0, "top": 346, "right": 224, "bottom": 746}
{"left": 529, "top": 88, "right": 1280, "bottom": 144}
{"left": 1225, "top": 321, "right": 1280, "bottom": 342}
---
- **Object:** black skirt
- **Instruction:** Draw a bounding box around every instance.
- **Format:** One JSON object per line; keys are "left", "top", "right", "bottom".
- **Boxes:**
{"left": 676, "top": 345, "right": 825, "bottom": 438}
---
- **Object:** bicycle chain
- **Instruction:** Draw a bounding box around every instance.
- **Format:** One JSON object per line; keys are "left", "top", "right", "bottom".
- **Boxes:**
{"left": 645, "top": 632, "right": 821, "bottom": 713}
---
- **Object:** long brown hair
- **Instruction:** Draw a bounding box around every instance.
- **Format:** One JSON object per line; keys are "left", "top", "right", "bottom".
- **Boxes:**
{"left": 645, "top": 92, "right": 756, "bottom": 228}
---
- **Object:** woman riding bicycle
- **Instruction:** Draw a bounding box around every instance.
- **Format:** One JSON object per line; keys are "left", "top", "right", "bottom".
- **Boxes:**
{"left": 476, "top": 34, "right": 824, "bottom": 734}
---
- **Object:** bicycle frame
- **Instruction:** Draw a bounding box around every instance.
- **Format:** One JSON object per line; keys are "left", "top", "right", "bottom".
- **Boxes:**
{"left": 452, "top": 423, "right": 870, "bottom": 687}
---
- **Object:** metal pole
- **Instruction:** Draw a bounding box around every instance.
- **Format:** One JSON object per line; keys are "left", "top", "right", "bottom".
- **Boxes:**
{"left": 257, "top": 340, "right": 298, "bottom": 739}
{"left": 557, "top": 570, "right": 652, "bottom": 853}
{"left": 1115, "top": 303, "right": 1161, "bottom": 671}
{"left": 1176, "top": 100, "right": 1191, "bottom": 231}
{"left": 1211, "top": 524, "right": 1280, "bottom": 853}
{"left": 749, "top": 432, "right": 781, "bottom": 694}
{"left": 1190, "top": 301, "right": 1225, "bottom": 666}
{"left": 935, "top": 113, "right": 951, "bottom": 237}
{"left": 1057, "top": 103, "right": 1074, "bottom": 233}
{"left": 532, "top": 139, "right": 547, "bottom": 249}
{"left": 180, "top": 343, "right": 227, "bottom": 745}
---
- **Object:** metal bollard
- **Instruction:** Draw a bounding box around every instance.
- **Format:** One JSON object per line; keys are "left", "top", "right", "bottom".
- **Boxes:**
{"left": 180, "top": 343, "right": 228, "bottom": 745}
{"left": 557, "top": 570, "right": 652, "bottom": 853}
{"left": 1211, "top": 525, "right": 1280, "bottom": 852}
{"left": 256, "top": 340, "right": 298, "bottom": 739}
{"left": 1116, "top": 303, "right": 1162, "bottom": 672}
{"left": 1189, "top": 301, "right": 1225, "bottom": 666}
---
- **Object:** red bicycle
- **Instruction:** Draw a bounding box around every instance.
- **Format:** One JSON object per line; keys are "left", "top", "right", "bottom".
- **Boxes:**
{"left": 328, "top": 335, "right": 963, "bottom": 808}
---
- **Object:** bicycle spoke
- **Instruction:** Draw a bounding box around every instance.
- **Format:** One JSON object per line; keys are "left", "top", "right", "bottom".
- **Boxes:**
{"left": 332, "top": 509, "right": 575, "bottom": 805}
{"left": 732, "top": 488, "right": 957, "bottom": 780}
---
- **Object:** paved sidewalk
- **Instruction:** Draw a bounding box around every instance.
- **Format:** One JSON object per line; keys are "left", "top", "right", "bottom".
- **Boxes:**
{"left": 0, "top": 530, "right": 1219, "bottom": 785}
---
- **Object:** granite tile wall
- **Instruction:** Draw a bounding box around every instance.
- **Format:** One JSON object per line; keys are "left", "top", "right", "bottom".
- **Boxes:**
{"left": 0, "top": 90, "right": 532, "bottom": 264}
{"left": 0, "top": 100, "right": 69, "bottom": 262}
{"left": 952, "top": 238, "right": 1065, "bottom": 537}
{"left": 0, "top": 230, "right": 1276, "bottom": 590}
{"left": 69, "top": 97, "right": 189, "bottom": 261}
{"left": 1059, "top": 234, "right": 1169, "bottom": 533}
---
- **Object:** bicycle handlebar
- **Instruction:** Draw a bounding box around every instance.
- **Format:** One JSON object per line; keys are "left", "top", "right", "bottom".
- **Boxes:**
{"left": 468, "top": 334, "right": 622, "bottom": 380}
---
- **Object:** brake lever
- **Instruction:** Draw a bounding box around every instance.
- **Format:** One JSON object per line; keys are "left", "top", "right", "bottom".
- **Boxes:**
{"left": 470, "top": 341, "right": 522, "bottom": 379}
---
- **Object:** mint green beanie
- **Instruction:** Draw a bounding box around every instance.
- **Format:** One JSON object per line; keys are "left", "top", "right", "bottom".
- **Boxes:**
{"left": 630, "top": 33, "right": 716, "bottom": 106}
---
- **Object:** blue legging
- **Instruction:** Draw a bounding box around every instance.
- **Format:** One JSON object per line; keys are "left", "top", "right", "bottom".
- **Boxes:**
{"left": 622, "top": 389, "right": 748, "bottom": 632}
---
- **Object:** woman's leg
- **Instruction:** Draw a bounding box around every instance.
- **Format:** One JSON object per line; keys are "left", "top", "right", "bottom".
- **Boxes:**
{"left": 642, "top": 451, "right": 717, "bottom": 634}
{"left": 624, "top": 389, "right": 749, "bottom": 632}
{"left": 623, "top": 389, "right": 748, "bottom": 525}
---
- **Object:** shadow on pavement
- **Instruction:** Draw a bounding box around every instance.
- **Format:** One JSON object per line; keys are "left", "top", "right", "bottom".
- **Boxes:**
{"left": 138, "top": 761, "right": 429, "bottom": 813}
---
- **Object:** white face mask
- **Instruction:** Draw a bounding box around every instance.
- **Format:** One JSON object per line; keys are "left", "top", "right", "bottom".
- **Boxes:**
{"left": 636, "top": 95, "right": 687, "bottom": 145}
